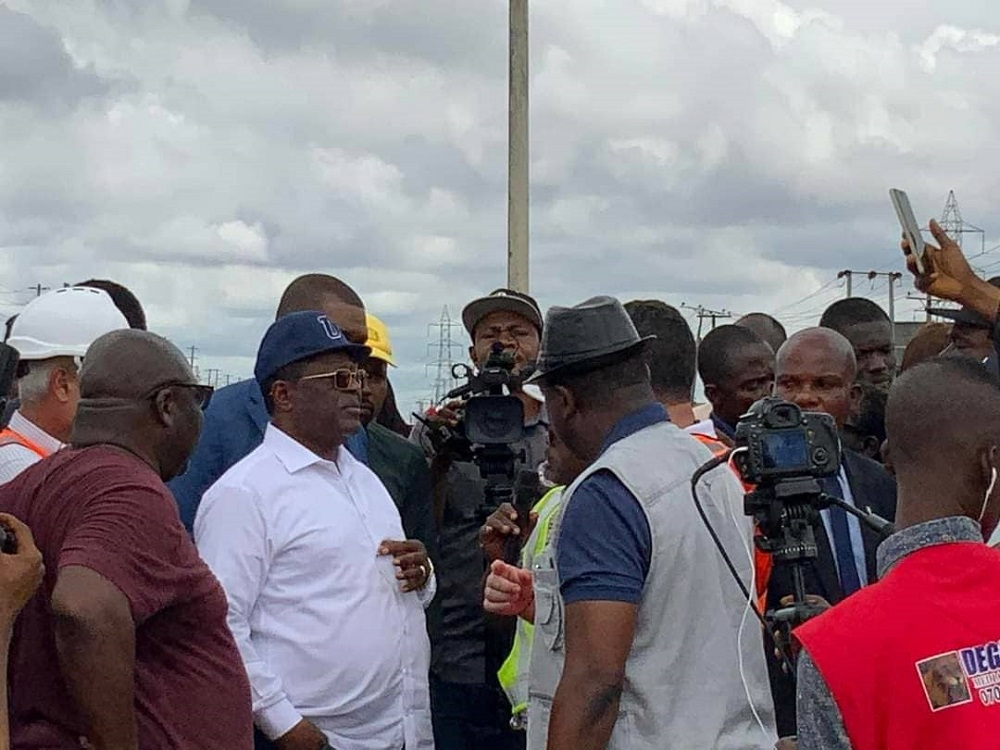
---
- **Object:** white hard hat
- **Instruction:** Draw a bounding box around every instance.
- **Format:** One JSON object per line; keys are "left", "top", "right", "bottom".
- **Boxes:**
{"left": 8, "top": 287, "right": 130, "bottom": 361}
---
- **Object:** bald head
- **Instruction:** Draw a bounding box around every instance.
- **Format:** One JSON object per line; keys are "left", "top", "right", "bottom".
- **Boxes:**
{"left": 888, "top": 358, "right": 1000, "bottom": 533}
{"left": 276, "top": 275, "right": 363, "bottom": 318}
{"left": 80, "top": 330, "right": 193, "bottom": 400}
{"left": 889, "top": 358, "right": 1000, "bottom": 474}
{"left": 274, "top": 274, "right": 367, "bottom": 344}
{"left": 777, "top": 328, "right": 856, "bottom": 379}
{"left": 775, "top": 328, "right": 858, "bottom": 428}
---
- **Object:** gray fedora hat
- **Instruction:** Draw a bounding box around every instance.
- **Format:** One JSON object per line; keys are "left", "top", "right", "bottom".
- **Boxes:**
{"left": 526, "top": 296, "right": 653, "bottom": 383}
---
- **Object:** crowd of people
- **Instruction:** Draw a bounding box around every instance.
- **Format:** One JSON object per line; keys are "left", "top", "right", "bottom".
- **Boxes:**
{"left": 0, "top": 218, "right": 997, "bottom": 750}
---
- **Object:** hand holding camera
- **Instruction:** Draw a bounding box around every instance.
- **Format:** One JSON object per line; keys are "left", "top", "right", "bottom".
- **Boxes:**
{"left": 0, "top": 514, "right": 44, "bottom": 626}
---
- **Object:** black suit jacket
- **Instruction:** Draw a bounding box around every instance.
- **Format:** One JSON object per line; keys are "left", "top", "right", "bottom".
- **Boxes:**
{"left": 366, "top": 422, "right": 439, "bottom": 563}
{"left": 766, "top": 450, "right": 897, "bottom": 737}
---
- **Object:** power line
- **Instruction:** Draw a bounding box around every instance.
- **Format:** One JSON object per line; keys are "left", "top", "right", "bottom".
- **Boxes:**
{"left": 771, "top": 278, "right": 840, "bottom": 316}
{"left": 680, "top": 303, "right": 732, "bottom": 341}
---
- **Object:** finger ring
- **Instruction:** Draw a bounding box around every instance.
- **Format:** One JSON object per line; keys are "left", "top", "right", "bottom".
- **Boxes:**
{"left": 419, "top": 564, "right": 427, "bottom": 580}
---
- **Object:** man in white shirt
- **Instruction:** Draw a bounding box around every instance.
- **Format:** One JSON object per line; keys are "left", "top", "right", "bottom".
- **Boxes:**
{"left": 0, "top": 287, "right": 128, "bottom": 484}
{"left": 196, "top": 310, "right": 435, "bottom": 750}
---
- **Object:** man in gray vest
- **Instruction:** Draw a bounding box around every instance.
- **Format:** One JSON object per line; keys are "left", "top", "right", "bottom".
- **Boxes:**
{"left": 524, "top": 296, "right": 775, "bottom": 750}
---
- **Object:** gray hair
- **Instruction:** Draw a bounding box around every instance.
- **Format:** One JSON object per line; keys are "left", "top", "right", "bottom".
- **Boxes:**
{"left": 18, "top": 357, "right": 78, "bottom": 405}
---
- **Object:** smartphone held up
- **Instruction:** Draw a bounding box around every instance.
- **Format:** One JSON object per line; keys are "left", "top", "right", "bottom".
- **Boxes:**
{"left": 890, "top": 188, "right": 927, "bottom": 275}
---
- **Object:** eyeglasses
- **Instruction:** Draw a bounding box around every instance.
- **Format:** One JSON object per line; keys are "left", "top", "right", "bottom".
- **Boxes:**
{"left": 297, "top": 368, "right": 366, "bottom": 391}
{"left": 144, "top": 381, "right": 214, "bottom": 410}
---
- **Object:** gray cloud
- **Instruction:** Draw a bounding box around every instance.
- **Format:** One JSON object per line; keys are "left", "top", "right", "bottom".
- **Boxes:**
{"left": 0, "top": 7, "right": 119, "bottom": 111}
{"left": 3, "top": 0, "right": 1000, "bottom": 411}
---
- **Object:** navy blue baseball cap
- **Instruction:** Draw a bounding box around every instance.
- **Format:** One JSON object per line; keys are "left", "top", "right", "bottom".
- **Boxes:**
{"left": 254, "top": 311, "right": 371, "bottom": 385}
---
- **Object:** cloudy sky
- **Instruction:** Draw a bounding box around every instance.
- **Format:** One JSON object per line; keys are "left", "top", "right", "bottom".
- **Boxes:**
{"left": 3, "top": 0, "right": 1000, "bottom": 413}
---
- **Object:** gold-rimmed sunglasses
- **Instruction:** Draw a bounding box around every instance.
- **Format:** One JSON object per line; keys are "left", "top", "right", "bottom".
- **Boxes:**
{"left": 297, "top": 368, "right": 366, "bottom": 391}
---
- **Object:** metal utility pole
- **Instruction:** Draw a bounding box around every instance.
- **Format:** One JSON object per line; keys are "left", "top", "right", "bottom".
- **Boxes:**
{"left": 875, "top": 271, "right": 904, "bottom": 344}
{"left": 681, "top": 303, "right": 732, "bottom": 342}
{"left": 29, "top": 284, "right": 50, "bottom": 298}
{"left": 837, "top": 270, "right": 854, "bottom": 298}
{"left": 507, "top": 0, "right": 530, "bottom": 293}
{"left": 838, "top": 270, "right": 903, "bottom": 338}
{"left": 188, "top": 346, "right": 198, "bottom": 369}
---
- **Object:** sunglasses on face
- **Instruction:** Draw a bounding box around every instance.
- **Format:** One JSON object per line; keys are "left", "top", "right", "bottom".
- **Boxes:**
{"left": 297, "top": 368, "right": 366, "bottom": 391}
{"left": 143, "top": 381, "right": 214, "bottom": 410}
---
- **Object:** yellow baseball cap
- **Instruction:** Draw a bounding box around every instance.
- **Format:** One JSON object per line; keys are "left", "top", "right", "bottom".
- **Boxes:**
{"left": 365, "top": 313, "right": 396, "bottom": 367}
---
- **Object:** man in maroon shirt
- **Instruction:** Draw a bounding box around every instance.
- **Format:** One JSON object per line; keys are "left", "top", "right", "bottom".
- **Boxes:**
{"left": 0, "top": 329, "right": 253, "bottom": 749}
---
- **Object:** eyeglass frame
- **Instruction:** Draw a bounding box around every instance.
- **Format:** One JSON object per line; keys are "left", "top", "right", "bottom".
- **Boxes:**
{"left": 143, "top": 380, "right": 215, "bottom": 410}
{"left": 295, "top": 368, "right": 367, "bottom": 391}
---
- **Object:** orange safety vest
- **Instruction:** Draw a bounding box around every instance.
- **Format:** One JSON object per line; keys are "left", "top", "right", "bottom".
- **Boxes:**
{"left": 0, "top": 428, "right": 51, "bottom": 459}
{"left": 690, "top": 431, "right": 772, "bottom": 613}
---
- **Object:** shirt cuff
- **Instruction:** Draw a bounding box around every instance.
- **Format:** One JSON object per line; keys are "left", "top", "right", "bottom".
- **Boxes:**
{"left": 417, "top": 571, "right": 437, "bottom": 609}
{"left": 256, "top": 697, "right": 302, "bottom": 741}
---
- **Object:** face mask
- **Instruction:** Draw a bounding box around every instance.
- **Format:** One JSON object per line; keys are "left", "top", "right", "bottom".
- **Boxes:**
{"left": 979, "top": 465, "right": 998, "bottom": 525}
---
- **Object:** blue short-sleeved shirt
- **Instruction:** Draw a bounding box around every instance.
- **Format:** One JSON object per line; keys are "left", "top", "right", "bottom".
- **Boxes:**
{"left": 557, "top": 403, "right": 668, "bottom": 605}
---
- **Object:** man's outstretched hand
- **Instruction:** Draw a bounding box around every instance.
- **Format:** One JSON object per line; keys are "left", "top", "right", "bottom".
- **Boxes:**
{"left": 483, "top": 560, "right": 534, "bottom": 621}
{"left": 902, "top": 219, "right": 999, "bottom": 323}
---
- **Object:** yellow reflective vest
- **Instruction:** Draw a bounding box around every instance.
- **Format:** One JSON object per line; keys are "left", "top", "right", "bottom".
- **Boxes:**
{"left": 497, "top": 485, "right": 564, "bottom": 725}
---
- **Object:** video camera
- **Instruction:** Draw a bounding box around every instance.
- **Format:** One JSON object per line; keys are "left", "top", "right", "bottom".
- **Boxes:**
{"left": 446, "top": 343, "right": 527, "bottom": 450}
{"left": 416, "top": 344, "right": 537, "bottom": 540}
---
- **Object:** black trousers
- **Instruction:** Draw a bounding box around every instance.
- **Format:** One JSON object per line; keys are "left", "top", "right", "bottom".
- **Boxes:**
{"left": 430, "top": 675, "right": 525, "bottom": 750}
{"left": 254, "top": 727, "right": 399, "bottom": 750}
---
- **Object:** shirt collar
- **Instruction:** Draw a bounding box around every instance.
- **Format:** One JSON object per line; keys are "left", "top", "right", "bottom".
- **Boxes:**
{"left": 9, "top": 410, "right": 64, "bottom": 454}
{"left": 600, "top": 403, "right": 668, "bottom": 455}
{"left": 264, "top": 423, "right": 353, "bottom": 476}
{"left": 877, "top": 515, "right": 984, "bottom": 577}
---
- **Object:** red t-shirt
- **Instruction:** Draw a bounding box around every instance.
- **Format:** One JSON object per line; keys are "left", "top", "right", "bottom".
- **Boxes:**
{"left": 1, "top": 446, "right": 253, "bottom": 749}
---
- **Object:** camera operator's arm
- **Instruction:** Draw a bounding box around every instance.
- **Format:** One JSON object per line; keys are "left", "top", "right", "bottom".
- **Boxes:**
{"left": 795, "top": 649, "right": 851, "bottom": 750}
{"left": 902, "top": 219, "right": 1000, "bottom": 324}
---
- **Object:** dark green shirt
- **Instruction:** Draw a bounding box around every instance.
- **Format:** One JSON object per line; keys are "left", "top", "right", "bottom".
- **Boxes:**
{"left": 365, "top": 422, "right": 438, "bottom": 563}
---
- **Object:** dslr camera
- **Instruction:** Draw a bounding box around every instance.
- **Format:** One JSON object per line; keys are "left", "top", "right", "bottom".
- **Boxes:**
{"left": 733, "top": 398, "right": 839, "bottom": 487}
{"left": 732, "top": 398, "right": 840, "bottom": 557}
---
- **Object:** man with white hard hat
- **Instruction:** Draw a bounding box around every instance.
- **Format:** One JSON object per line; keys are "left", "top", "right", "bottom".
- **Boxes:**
{"left": 0, "top": 287, "right": 129, "bottom": 483}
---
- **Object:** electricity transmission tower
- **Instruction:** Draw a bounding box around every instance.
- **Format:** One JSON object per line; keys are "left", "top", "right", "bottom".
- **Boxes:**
{"left": 909, "top": 191, "right": 987, "bottom": 320}
{"left": 426, "top": 307, "right": 465, "bottom": 404}
{"left": 939, "top": 190, "right": 985, "bottom": 254}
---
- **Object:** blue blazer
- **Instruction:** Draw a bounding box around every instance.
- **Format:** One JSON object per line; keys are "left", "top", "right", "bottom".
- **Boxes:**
{"left": 169, "top": 378, "right": 366, "bottom": 532}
